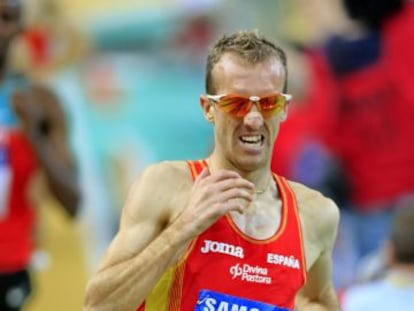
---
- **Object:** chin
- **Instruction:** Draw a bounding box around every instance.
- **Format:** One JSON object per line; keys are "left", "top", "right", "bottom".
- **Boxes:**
{"left": 234, "top": 156, "right": 267, "bottom": 172}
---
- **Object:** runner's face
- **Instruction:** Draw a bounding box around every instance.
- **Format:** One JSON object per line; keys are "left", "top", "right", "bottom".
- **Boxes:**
{"left": 205, "top": 53, "right": 287, "bottom": 171}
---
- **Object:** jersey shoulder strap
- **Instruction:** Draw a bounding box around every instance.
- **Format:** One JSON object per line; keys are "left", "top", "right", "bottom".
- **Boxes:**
{"left": 186, "top": 159, "right": 208, "bottom": 181}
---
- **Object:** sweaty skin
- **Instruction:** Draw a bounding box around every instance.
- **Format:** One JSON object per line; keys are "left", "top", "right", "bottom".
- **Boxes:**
{"left": 84, "top": 52, "right": 340, "bottom": 311}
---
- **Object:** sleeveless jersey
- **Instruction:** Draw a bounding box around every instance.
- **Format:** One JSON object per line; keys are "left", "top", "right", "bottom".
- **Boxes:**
{"left": 138, "top": 160, "right": 306, "bottom": 311}
{"left": 0, "top": 128, "right": 37, "bottom": 272}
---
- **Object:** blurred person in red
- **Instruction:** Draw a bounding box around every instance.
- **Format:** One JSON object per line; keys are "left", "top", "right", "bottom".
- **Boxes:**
{"left": 341, "top": 203, "right": 414, "bottom": 310}
{"left": 272, "top": 0, "right": 414, "bottom": 288}
{"left": 0, "top": 0, "right": 80, "bottom": 310}
{"left": 271, "top": 49, "right": 347, "bottom": 206}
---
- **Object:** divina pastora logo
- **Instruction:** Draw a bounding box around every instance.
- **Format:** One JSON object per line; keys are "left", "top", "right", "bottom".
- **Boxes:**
{"left": 229, "top": 263, "right": 272, "bottom": 284}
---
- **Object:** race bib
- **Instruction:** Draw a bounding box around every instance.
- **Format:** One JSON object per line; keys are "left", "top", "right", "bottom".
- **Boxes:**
{"left": 195, "top": 290, "right": 291, "bottom": 311}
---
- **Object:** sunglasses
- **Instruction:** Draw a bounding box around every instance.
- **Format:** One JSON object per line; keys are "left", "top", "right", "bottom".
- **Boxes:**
{"left": 206, "top": 93, "right": 292, "bottom": 118}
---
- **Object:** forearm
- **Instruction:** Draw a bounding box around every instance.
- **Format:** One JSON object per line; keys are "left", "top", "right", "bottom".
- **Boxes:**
{"left": 296, "top": 285, "right": 341, "bottom": 311}
{"left": 30, "top": 136, "right": 80, "bottom": 216}
{"left": 296, "top": 302, "right": 341, "bottom": 311}
{"left": 14, "top": 85, "right": 81, "bottom": 217}
{"left": 84, "top": 222, "right": 189, "bottom": 311}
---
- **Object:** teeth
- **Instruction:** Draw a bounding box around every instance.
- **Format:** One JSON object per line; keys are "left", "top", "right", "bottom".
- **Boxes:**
{"left": 240, "top": 135, "right": 262, "bottom": 143}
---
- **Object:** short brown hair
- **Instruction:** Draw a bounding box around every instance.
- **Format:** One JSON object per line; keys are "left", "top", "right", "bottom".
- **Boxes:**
{"left": 391, "top": 204, "right": 414, "bottom": 263}
{"left": 205, "top": 30, "right": 287, "bottom": 94}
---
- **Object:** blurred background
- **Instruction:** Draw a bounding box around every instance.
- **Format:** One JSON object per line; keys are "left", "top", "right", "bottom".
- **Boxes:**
{"left": 1, "top": 0, "right": 414, "bottom": 310}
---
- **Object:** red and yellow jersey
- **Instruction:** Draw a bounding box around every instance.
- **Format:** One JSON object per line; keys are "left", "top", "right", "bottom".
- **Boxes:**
{"left": 138, "top": 160, "right": 306, "bottom": 311}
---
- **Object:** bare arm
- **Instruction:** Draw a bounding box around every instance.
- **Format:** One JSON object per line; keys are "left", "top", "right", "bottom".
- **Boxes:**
{"left": 12, "top": 85, "right": 79, "bottom": 217}
{"left": 296, "top": 251, "right": 340, "bottom": 311}
{"left": 295, "top": 190, "right": 341, "bottom": 311}
{"left": 84, "top": 162, "right": 255, "bottom": 311}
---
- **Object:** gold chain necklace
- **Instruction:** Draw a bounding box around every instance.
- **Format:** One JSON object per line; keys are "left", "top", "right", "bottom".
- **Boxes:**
{"left": 254, "top": 177, "right": 272, "bottom": 195}
{"left": 206, "top": 158, "right": 272, "bottom": 195}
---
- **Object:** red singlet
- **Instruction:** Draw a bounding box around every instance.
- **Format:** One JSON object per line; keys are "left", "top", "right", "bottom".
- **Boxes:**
{"left": 138, "top": 160, "right": 306, "bottom": 311}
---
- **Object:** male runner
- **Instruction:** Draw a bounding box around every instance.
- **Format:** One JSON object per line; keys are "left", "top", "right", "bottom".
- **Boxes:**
{"left": 84, "top": 30, "right": 340, "bottom": 311}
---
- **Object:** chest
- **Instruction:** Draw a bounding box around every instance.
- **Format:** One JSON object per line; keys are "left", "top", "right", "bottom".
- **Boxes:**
{"left": 229, "top": 198, "right": 282, "bottom": 240}
{"left": 178, "top": 216, "right": 306, "bottom": 309}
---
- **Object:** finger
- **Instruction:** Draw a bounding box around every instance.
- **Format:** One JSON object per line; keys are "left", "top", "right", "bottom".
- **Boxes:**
{"left": 196, "top": 169, "right": 240, "bottom": 188}
{"left": 224, "top": 198, "right": 249, "bottom": 214}
{"left": 219, "top": 188, "right": 254, "bottom": 204}
{"left": 194, "top": 167, "right": 210, "bottom": 187}
{"left": 205, "top": 169, "right": 242, "bottom": 183}
{"left": 213, "top": 177, "right": 255, "bottom": 193}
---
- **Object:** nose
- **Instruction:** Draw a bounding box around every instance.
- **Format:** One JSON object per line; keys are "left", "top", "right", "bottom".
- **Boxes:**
{"left": 243, "top": 104, "right": 264, "bottom": 129}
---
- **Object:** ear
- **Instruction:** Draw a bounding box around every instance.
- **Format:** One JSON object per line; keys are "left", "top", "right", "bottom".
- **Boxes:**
{"left": 200, "top": 95, "right": 214, "bottom": 123}
{"left": 278, "top": 101, "right": 290, "bottom": 122}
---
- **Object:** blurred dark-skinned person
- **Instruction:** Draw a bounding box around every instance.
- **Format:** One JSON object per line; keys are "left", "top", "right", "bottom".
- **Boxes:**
{"left": 341, "top": 203, "right": 414, "bottom": 310}
{"left": 0, "top": 0, "right": 80, "bottom": 310}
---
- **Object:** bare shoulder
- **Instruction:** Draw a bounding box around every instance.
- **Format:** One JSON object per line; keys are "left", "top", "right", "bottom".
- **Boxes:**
{"left": 96, "top": 161, "right": 194, "bottom": 270}
{"left": 133, "top": 160, "right": 192, "bottom": 189}
{"left": 121, "top": 161, "right": 193, "bottom": 227}
{"left": 287, "top": 180, "right": 340, "bottom": 250}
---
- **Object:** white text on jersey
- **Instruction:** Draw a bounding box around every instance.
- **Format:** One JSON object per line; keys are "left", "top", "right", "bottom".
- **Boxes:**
{"left": 201, "top": 240, "right": 244, "bottom": 259}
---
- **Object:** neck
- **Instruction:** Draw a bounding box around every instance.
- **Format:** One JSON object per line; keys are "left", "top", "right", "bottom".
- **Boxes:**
{"left": 207, "top": 152, "right": 273, "bottom": 194}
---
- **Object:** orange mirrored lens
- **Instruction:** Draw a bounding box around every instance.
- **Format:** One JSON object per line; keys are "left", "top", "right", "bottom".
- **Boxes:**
{"left": 216, "top": 94, "right": 285, "bottom": 118}
{"left": 259, "top": 95, "right": 285, "bottom": 117}
{"left": 217, "top": 96, "right": 252, "bottom": 118}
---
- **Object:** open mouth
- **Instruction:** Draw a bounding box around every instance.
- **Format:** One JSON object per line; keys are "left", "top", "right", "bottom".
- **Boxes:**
{"left": 239, "top": 135, "right": 264, "bottom": 146}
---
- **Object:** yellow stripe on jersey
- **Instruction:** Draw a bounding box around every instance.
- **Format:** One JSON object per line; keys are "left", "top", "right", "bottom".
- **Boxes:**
{"left": 144, "top": 238, "right": 198, "bottom": 310}
{"left": 145, "top": 266, "right": 175, "bottom": 310}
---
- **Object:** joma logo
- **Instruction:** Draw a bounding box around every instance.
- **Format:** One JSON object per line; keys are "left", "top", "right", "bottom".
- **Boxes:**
{"left": 200, "top": 240, "right": 244, "bottom": 258}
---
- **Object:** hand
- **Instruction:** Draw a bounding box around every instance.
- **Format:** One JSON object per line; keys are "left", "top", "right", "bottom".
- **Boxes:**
{"left": 12, "top": 91, "right": 40, "bottom": 137}
{"left": 11, "top": 86, "right": 66, "bottom": 142}
{"left": 176, "top": 167, "right": 255, "bottom": 240}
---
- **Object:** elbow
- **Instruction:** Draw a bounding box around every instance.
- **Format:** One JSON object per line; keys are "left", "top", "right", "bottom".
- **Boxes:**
{"left": 64, "top": 189, "right": 81, "bottom": 218}
{"left": 84, "top": 301, "right": 101, "bottom": 311}
{"left": 84, "top": 281, "right": 104, "bottom": 311}
{"left": 52, "top": 180, "right": 81, "bottom": 218}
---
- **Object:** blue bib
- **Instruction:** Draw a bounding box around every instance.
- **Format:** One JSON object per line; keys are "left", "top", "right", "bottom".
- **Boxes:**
{"left": 195, "top": 290, "right": 291, "bottom": 311}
